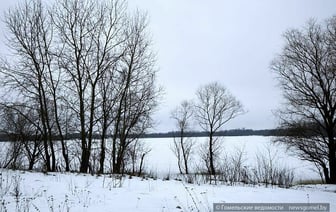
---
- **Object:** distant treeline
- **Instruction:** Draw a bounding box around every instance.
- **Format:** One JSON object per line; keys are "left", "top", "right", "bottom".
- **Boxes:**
{"left": 141, "top": 129, "right": 288, "bottom": 138}
{"left": 0, "top": 129, "right": 289, "bottom": 142}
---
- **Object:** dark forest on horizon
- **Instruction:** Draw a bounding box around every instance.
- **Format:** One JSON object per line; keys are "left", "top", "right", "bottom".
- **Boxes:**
{"left": 0, "top": 128, "right": 289, "bottom": 141}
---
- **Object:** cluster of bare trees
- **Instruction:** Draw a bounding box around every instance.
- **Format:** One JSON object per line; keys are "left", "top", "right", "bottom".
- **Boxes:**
{"left": 171, "top": 14, "right": 336, "bottom": 186}
{"left": 169, "top": 83, "right": 297, "bottom": 187}
{"left": 0, "top": 0, "right": 160, "bottom": 174}
{"left": 1, "top": 0, "right": 334, "bottom": 187}
{"left": 272, "top": 16, "right": 336, "bottom": 184}
{"left": 170, "top": 15, "right": 336, "bottom": 185}
{"left": 171, "top": 82, "right": 244, "bottom": 176}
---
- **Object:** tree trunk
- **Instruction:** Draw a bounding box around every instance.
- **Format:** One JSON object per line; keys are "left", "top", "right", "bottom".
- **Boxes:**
{"left": 328, "top": 138, "right": 336, "bottom": 184}
{"left": 78, "top": 84, "right": 89, "bottom": 173}
{"left": 209, "top": 130, "right": 216, "bottom": 175}
{"left": 180, "top": 129, "right": 189, "bottom": 174}
{"left": 48, "top": 138, "right": 56, "bottom": 171}
{"left": 85, "top": 85, "right": 97, "bottom": 174}
{"left": 80, "top": 148, "right": 90, "bottom": 173}
{"left": 61, "top": 140, "right": 70, "bottom": 172}
{"left": 138, "top": 153, "right": 146, "bottom": 177}
{"left": 99, "top": 133, "right": 106, "bottom": 174}
{"left": 112, "top": 137, "right": 117, "bottom": 173}
{"left": 322, "top": 164, "right": 330, "bottom": 184}
{"left": 115, "top": 145, "right": 125, "bottom": 174}
{"left": 53, "top": 100, "right": 69, "bottom": 171}
{"left": 38, "top": 88, "right": 51, "bottom": 172}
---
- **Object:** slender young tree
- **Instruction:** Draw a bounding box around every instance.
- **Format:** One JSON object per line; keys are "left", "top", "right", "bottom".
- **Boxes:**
{"left": 195, "top": 82, "right": 244, "bottom": 175}
{"left": 171, "top": 100, "right": 195, "bottom": 174}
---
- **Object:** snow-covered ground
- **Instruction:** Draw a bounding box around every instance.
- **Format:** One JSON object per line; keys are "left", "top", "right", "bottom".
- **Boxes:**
{"left": 0, "top": 169, "right": 335, "bottom": 212}
{"left": 1, "top": 136, "right": 334, "bottom": 211}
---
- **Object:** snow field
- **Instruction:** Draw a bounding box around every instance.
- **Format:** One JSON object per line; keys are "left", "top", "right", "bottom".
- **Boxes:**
{"left": 1, "top": 136, "right": 333, "bottom": 211}
{"left": 0, "top": 169, "right": 335, "bottom": 212}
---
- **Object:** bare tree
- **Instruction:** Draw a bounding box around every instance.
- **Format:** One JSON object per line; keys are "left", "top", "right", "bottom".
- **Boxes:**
{"left": 170, "top": 100, "right": 195, "bottom": 174}
{"left": 271, "top": 16, "right": 336, "bottom": 184}
{"left": 52, "top": 0, "right": 128, "bottom": 173}
{"left": 0, "top": 0, "right": 160, "bottom": 174}
{"left": 110, "top": 11, "right": 160, "bottom": 174}
{"left": 127, "top": 139, "right": 151, "bottom": 176}
{"left": 195, "top": 82, "right": 244, "bottom": 175}
{"left": 0, "top": 104, "right": 43, "bottom": 170}
{"left": 97, "top": 68, "right": 119, "bottom": 174}
{"left": 0, "top": 0, "right": 60, "bottom": 171}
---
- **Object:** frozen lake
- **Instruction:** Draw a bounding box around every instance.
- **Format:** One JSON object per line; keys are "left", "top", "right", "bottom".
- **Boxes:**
{"left": 0, "top": 136, "right": 321, "bottom": 182}
{"left": 142, "top": 136, "right": 320, "bottom": 181}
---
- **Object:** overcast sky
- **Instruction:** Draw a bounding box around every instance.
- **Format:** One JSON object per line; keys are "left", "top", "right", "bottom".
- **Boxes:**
{"left": 1, "top": 1, "right": 336, "bottom": 132}
{"left": 128, "top": 0, "right": 336, "bottom": 132}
